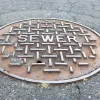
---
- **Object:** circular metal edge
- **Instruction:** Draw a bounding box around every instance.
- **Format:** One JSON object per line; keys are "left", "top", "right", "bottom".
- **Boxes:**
{"left": 0, "top": 18, "right": 100, "bottom": 84}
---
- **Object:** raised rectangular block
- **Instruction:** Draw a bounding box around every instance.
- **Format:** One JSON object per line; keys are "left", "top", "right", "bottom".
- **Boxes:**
{"left": 32, "top": 63, "right": 45, "bottom": 65}
{"left": 89, "top": 55, "right": 96, "bottom": 58}
{"left": 20, "top": 43, "right": 34, "bottom": 45}
{"left": 58, "top": 26, "right": 69, "bottom": 28}
{"left": 66, "top": 55, "right": 81, "bottom": 58}
{"left": 9, "top": 62, "right": 21, "bottom": 66}
{"left": 30, "top": 48, "right": 45, "bottom": 51}
{"left": 42, "top": 43, "right": 55, "bottom": 45}
{"left": 78, "top": 63, "right": 89, "bottom": 66}
{"left": 27, "top": 66, "right": 31, "bottom": 73}
{"left": 82, "top": 43, "right": 96, "bottom": 46}
{"left": 63, "top": 43, "right": 77, "bottom": 46}
{"left": 31, "top": 29, "right": 44, "bottom": 31}
{"left": 16, "top": 48, "right": 23, "bottom": 51}
{"left": 54, "top": 48, "right": 68, "bottom": 51}
{"left": 43, "top": 69, "right": 60, "bottom": 72}
{"left": 79, "top": 34, "right": 90, "bottom": 36}
{"left": 55, "top": 62, "right": 68, "bottom": 66}
{"left": 13, "top": 29, "right": 27, "bottom": 31}
{"left": 17, "top": 55, "right": 33, "bottom": 58}
{"left": 67, "top": 29, "right": 80, "bottom": 32}
{"left": 42, "top": 55, "right": 57, "bottom": 58}
{"left": 0, "top": 43, "right": 12, "bottom": 45}
{"left": 69, "top": 66, "right": 74, "bottom": 73}
{"left": 3, "top": 33, "right": 16, "bottom": 35}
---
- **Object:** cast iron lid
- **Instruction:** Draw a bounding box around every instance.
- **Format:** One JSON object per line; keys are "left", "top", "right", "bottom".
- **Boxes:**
{"left": 0, "top": 19, "right": 100, "bottom": 83}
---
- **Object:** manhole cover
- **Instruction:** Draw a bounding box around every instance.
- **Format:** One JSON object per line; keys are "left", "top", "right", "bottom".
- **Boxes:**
{"left": 0, "top": 19, "right": 100, "bottom": 83}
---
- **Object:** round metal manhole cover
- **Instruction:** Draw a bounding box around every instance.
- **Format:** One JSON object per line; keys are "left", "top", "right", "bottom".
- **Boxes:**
{"left": 0, "top": 19, "right": 100, "bottom": 83}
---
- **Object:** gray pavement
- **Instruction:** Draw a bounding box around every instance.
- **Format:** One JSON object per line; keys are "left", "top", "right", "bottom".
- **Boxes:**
{"left": 0, "top": 0, "right": 100, "bottom": 100}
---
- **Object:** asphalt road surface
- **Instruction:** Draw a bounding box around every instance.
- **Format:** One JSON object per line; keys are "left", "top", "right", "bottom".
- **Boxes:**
{"left": 0, "top": 0, "right": 100, "bottom": 100}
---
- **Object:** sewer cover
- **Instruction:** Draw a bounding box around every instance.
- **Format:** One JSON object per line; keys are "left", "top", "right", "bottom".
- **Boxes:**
{"left": 0, "top": 19, "right": 100, "bottom": 83}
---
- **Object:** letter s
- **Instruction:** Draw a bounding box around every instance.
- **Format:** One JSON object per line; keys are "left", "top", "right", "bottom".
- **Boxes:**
{"left": 18, "top": 35, "right": 27, "bottom": 42}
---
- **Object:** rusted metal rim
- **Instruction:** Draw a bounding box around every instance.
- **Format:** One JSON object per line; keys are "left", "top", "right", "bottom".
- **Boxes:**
{"left": 0, "top": 18, "right": 99, "bottom": 84}
{"left": 0, "top": 67, "right": 100, "bottom": 83}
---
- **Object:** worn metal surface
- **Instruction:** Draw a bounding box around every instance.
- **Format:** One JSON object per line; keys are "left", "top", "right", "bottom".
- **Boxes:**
{"left": 0, "top": 19, "right": 100, "bottom": 83}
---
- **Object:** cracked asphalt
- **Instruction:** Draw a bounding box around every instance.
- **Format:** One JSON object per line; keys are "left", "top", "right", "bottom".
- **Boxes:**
{"left": 0, "top": 0, "right": 100, "bottom": 100}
